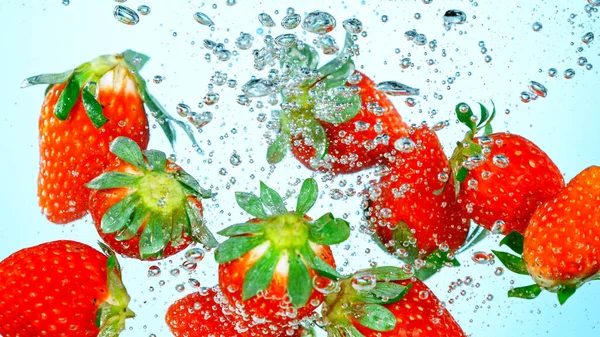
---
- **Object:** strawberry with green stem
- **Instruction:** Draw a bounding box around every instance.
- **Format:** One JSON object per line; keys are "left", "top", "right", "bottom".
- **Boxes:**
{"left": 493, "top": 166, "right": 600, "bottom": 304}
{"left": 0, "top": 240, "right": 134, "bottom": 337}
{"left": 367, "top": 125, "right": 470, "bottom": 280}
{"left": 449, "top": 102, "right": 564, "bottom": 234}
{"left": 23, "top": 50, "right": 199, "bottom": 224}
{"left": 216, "top": 178, "right": 349, "bottom": 324}
{"left": 262, "top": 34, "right": 408, "bottom": 174}
{"left": 86, "top": 136, "right": 217, "bottom": 260}
{"left": 321, "top": 266, "right": 467, "bottom": 337}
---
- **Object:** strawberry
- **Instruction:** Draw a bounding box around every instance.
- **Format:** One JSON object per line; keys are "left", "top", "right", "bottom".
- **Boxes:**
{"left": 493, "top": 166, "right": 600, "bottom": 304}
{"left": 449, "top": 102, "right": 564, "bottom": 234}
{"left": 245, "top": 33, "right": 409, "bottom": 174}
{"left": 23, "top": 50, "right": 197, "bottom": 224}
{"left": 215, "top": 179, "right": 349, "bottom": 325}
{"left": 366, "top": 124, "right": 470, "bottom": 278}
{"left": 321, "top": 267, "right": 466, "bottom": 337}
{"left": 0, "top": 240, "right": 134, "bottom": 337}
{"left": 87, "top": 137, "right": 217, "bottom": 260}
{"left": 165, "top": 288, "right": 313, "bottom": 337}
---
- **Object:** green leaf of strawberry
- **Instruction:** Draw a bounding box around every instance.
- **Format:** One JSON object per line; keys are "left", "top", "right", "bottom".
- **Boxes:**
{"left": 557, "top": 285, "right": 577, "bottom": 305}
{"left": 267, "top": 133, "right": 290, "bottom": 164}
{"left": 260, "top": 181, "right": 288, "bottom": 215}
{"left": 218, "top": 223, "right": 266, "bottom": 236}
{"left": 500, "top": 231, "right": 524, "bottom": 255}
{"left": 288, "top": 252, "right": 312, "bottom": 307}
{"left": 508, "top": 284, "right": 542, "bottom": 299}
{"left": 109, "top": 136, "right": 146, "bottom": 171}
{"left": 296, "top": 178, "right": 318, "bottom": 215}
{"left": 235, "top": 191, "right": 269, "bottom": 219}
{"left": 352, "top": 303, "right": 396, "bottom": 332}
{"left": 82, "top": 88, "right": 109, "bottom": 128}
{"left": 357, "top": 282, "right": 412, "bottom": 305}
{"left": 215, "top": 236, "right": 266, "bottom": 264}
{"left": 492, "top": 250, "right": 529, "bottom": 275}
{"left": 242, "top": 245, "right": 280, "bottom": 301}
{"left": 55, "top": 76, "right": 80, "bottom": 120}
{"left": 309, "top": 213, "right": 351, "bottom": 245}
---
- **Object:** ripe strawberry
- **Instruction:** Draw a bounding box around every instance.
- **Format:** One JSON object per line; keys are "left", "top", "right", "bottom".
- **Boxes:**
{"left": 257, "top": 34, "right": 409, "bottom": 174}
{"left": 0, "top": 240, "right": 134, "bottom": 337}
{"left": 366, "top": 124, "right": 470, "bottom": 278}
{"left": 23, "top": 50, "right": 195, "bottom": 224}
{"left": 87, "top": 137, "right": 217, "bottom": 260}
{"left": 216, "top": 179, "right": 349, "bottom": 325}
{"left": 450, "top": 102, "right": 564, "bottom": 234}
{"left": 321, "top": 267, "right": 466, "bottom": 337}
{"left": 494, "top": 166, "right": 600, "bottom": 304}
{"left": 166, "top": 288, "right": 312, "bottom": 337}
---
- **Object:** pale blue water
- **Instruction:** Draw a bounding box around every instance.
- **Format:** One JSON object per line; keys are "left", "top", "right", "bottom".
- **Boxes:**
{"left": 0, "top": 1, "right": 599, "bottom": 336}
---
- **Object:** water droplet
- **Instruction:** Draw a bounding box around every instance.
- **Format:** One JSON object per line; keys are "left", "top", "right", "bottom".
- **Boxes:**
{"left": 400, "top": 57, "right": 412, "bottom": 69}
{"left": 459, "top": 103, "right": 470, "bottom": 113}
{"left": 394, "top": 138, "right": 416, "bottom": 153}
{"left": 472, "top": 251, "right": 490, "bottom": 264}
{"left": 381, "top": 15, "right": 389, "bottom": 23}
{"left": 564, "top": 68, "right": 575, "bottom": 79}
{"left": 147, "top": 265, "right": 161, "bottom": 277}
{"left": 343, "top": 18, "right": 363, "bottom": 34}
{"left": 419, "top": 290, "right": 430, "bottom": 299}
{"left": 443, "top": 9, "right": 467, "bottom": 30}
{"left": 302, "top": 11, "right": 336, "bottom": 35}
{"left": 532, "top": 22, "right": 543, "bottom": 32}
{"left": 242, "top": 78, "right": 276, "bottom": 97}
{"left": 170, "top": 268, "right": 180, "bottom": 277}
{"left": 230, "top": 152, "right": 242, "bottom": 166}
{"left": 62, "top": 0, "right": 70, "bottom": 5}
{"left": 578, "top": 57, "right": 588, "bottom": 66}
{"left": 175, "top": 283, "right": 185, "bottom": 292}
{"left": 582, "top": 32, "right": 595, "bottom": 44}
{"left": 484, "top": 55, "right": 492, "bottom": 63}
{"left": 586, "top": 64, "right": 594, "bottom": 71}
{"left": 313, "top": 276, "right": 338, "bottom": 295}
{"left": 282, "top": 13, "right": 301, "bottom": 29}
{"left": 376, "top": 81, "right": 420, "bottom": 96}
{"left": 351, "top": 273, "right": 377, "bottom": 292}
{"left": 188, "top": 278, "right": 201, "bottom": 288}
{"left": 114, "top": 5, "right": 139, "bottom": 25}
{"left": 329, "top": 188, "right": 344, "bottom": 200}
{"left": 491, "top": 220, "right": 506, "bottom": 234}
{"left": 258, "top": 13, "right": 276, "bottom": 27}
{"left": 414, "top": 34, "right": 427, "bottom": 45}
{"left": 137, "top": 5, "right": 150, "bottom": 15}
{"left": 235, "top": 32, "right": 254, "bottom": 50}
{"left": 494, "top": 267, "right": 504, "bottom": 276}
{"left": 528, "top": 81, "right": 547, "bottom": 98}
{"left": 193, "top": 12, "right": 214, "bottom": 26}
{"left": 315, "top": 34, "right": 339, "bottom": 55}
{"left": 176, "top": 103, "right": 191, "bottom": 117}
{"left": 486, "top": 294, "right": 494, "bottom": 301}
{"left": 492, "top": 154, "right": 509, "bottom": 168}
{"left": 226, "top": 0, "right": 237, "bottom": 5}
{"left": 185, "top": 248, "right": 205, "bottom": 263}
{"left": 548, "top": 68, "right": 557, "bottom": 77}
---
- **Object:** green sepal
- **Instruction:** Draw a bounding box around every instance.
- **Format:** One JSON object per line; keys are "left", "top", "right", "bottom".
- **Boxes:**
{"left": 306, "top": 117, "right": 329, "bottom": 161}
{"left": 557, "top": 284, "right": 577, "bottom": 305}
{"left": 414, "top": 249, "right": 461, "bottom": 281}
{"left": 242, "top": 245, "right": 281, "bottom": 301}
{"left": 320, "top": 61, "right": 356, "bottom": 91}
{"left": 87, "top": 172, "right": 141, "bottom": 190}
{"left": 492, "top": 250, "right": 529, "bottom": 275}
{"left": 139, "top": 213, "right": 168, "bottom": 259}
{"left": 282, "top": 43, "right": 319, "bottom": 71}
{"left": 235, "top": 191, "right": 269, "bottom": 219}
{"left": 21, "top": 68, "right": 74, "bottom": 88}
{"left": 455, "top": 167, "right": 470, "bottom": 183}
{"left": 458, "top": 225, "right": 489, "bottom": 254}
{"left": 217, "top": 223, "right": 266, "bottom": 237}
{"left": 82, "top": 87, "right": 109, "bottom": 128}
{"left": 215, "top": 235, "right": 266, "bottom": 264}
{"left": 508, "top": 284, "right": 542, "bottom": 299}
{"left": 484, "top": 123, "right": 494, "bottom": 136}
{"left": 260, "top": 181, "right": 287, "bottom": 215}
{"left": 318, "top": 33, "right": 354, "bottom": 79}
{"left": 95, "top": 242, "right": 135, "bottom": 337}
{"left": 288, "top": 252, "right": 312, "bottom": 307}
{"left": 110, "top": 137, "right": 146, "bottom": 171}
{"left": 357, "top": 282, "right": 411, "bottom": 305}
{"left": 168, "top": 205, "right": 188, "bottom": 248}
{"left": 500, "top": 231, "right": 525, "bottom": 255}
{"left": 174, "top": 170, "right": 213, "bottom": 199}
{"left": 455, "top": 102, "right": 476, "bottom": 132}
{"left": 317, "top": 92, "right": 361, "bottom": 124}
{"left": 367, "top": 266, "right": 412, "bottom": 282}
{"left": 296, "top": 178, "right": 318, "bottom": 216}
{"left": 101, "top": 193, "right": 141, "bottom": 234}
{"left": 184, "top": 199, "right": 219, "bottom": 248}
{"left": 386, "top": 221, "right": 420, "bottom": 265}
{"left": 300, "top": 242, "right": 342, "bottom": 279}
{"left": 121, "top": 49, "right": 150, "bottom": 72}
{"left": 54, "top": 76, "right": 80, "bottom": 120}
{"left": 352, "top": 303, "right": 396, "bottom": 332}
{"left": 267, "top": 133, "right": 290, "bottom": 164}
{"left": 309, "top": 213, "right": 350, "bottom": 245}
{"left": 115, "top": 206, "right": 150, "bottom": 241}
{"left": 143, "top": 150, "right": 167, "bottom": 172}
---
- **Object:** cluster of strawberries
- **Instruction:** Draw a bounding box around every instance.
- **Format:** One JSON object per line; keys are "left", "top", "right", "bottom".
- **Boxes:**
{"left": 0, "top": 41, "right": 598, "bottom": 337}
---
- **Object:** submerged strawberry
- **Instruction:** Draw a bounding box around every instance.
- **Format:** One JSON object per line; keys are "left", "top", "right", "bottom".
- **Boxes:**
{"left": 216, "top": 179, "right": 349, "bottom": 325}
{"left": 245, "top": 33, "right": 409, "bottom": 174}
{"left": 449, "top": 102, "right": 564, "bottom": 234}
{"left": 23, "top": 50, "right": 197, "bottom": 224}
{"left": 87, "top": 137, "right": 217, "bottom": 260}
{"left": 493, "top": 166, "right": 600, "bottom": 304}
{"left": 367, "top": 125, "right": 470, "bottom": 279}
{"left": 0, "top": 240, "right": 134, "bottom": 337}
{"left": 321, "top": 267, "right": 466, "bottom": 337}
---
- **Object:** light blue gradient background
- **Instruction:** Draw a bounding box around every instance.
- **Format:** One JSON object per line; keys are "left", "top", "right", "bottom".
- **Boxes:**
{"left": 0, "top": 0, "right": 599, "bottom": 336}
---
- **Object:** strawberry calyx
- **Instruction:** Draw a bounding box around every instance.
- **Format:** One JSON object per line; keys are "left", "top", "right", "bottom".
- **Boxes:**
{"left": 215, "top": 178, "right": 349, "bottom": 308}
{"left": 22, "top": 50, "right": 199, "bottom": 150}
{"left": 245, "top": 33, "right": 362, "bottom": 167}
{"left": 86, "top": 136, "right": 217, "bottom": 259}
{"left": 492, "top": 231, "right": 595, "bottom": 304}
{"left": 321, "top": 267, "right": 413, "bottom": 337}
{"left": 445, "top": 101, "right": 497, "bottom": 196}
{"left": 95, "top": 242, "right": 135, "bottom": 337}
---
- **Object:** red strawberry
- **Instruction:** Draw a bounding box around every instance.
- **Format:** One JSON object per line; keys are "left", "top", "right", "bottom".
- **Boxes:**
{"left": 494, "top": 166, "right": 600, "bottom": 304}
{"left": 259, "top": 34, "right": 409, "bottom": 174}
{"left": 23, "top": 50, "right": 194, "bottom": 224}
{"left": 450, "top": 102, "right": 564, "bottom": 234}
{"left": 290, "top": 71, "right": 409, "bottom": 174}
{"left": 367, "top": 124, "right": 470, "bottom": 277}
{"left": 216, "top": 179, "right": 348, "bottom": 325}
{"left": 166, "top": 288, "right": 312, "bottom": 337}
{"left": 87, "top": 137, "right": 217, "bottom": 260}
{"left": 321, "top": 267, "right": 466, "bottom": 337}
{"left": 0, "top": 240, "right": 134, "bottom": 337}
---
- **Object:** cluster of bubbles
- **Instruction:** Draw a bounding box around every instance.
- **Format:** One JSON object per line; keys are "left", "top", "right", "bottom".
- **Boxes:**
{"left": 113, "top": 4, "right": 151, "bottom": 25}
